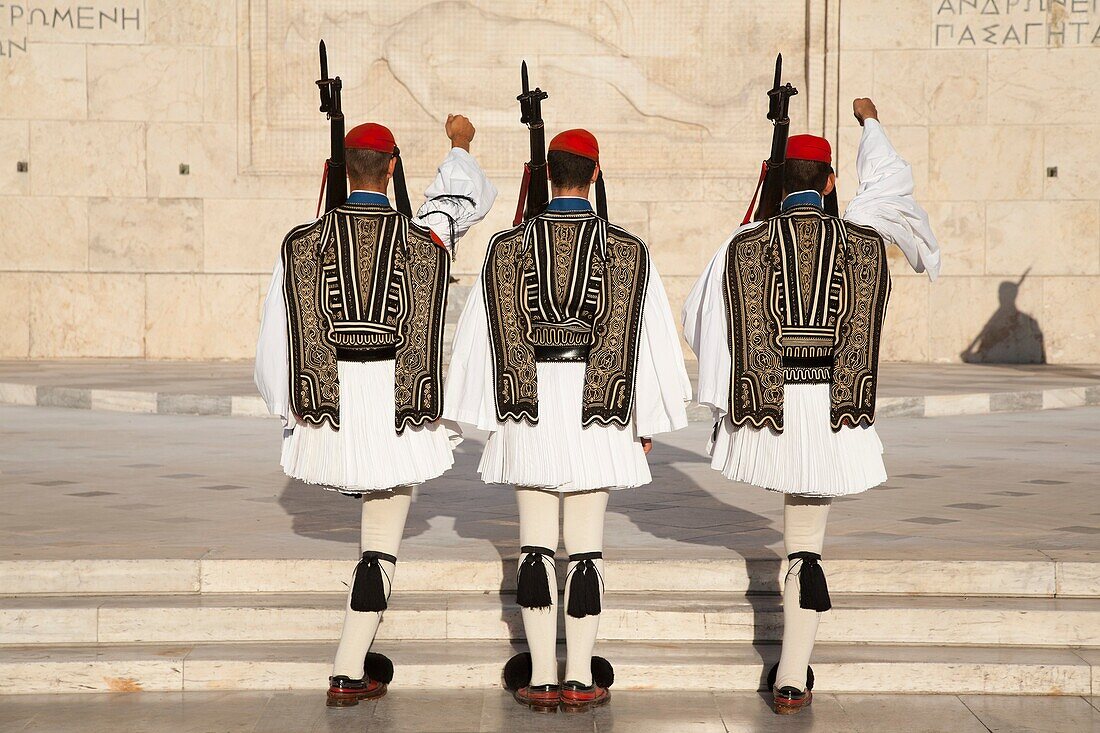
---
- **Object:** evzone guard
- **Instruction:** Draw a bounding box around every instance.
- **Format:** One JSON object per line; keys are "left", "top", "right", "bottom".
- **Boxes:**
{"left": 255, "top": 44, "right": 497, "bottom": 707}
{"left": 445, "top": 65, "right": 691, "bottom": 713}
{"left": 682, "top": 95, "right": 940, "bottom": 714}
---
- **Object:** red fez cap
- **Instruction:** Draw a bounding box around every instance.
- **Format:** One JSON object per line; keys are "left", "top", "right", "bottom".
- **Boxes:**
{"left": 345, "top": 123, "right": 396, "bottom": 154}
{"left": 786, "top": 134, "right": 832, "bottom": 164}
{"left": 548, "top": 128, "right": 599, "bottom": 163}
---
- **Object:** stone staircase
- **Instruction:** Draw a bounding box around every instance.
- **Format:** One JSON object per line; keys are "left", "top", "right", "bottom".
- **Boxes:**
{"left": 2, "top": 557, "right": 1097, "bottom": 695}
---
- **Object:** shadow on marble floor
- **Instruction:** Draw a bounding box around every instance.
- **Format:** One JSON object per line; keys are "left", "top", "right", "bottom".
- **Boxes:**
{"left": 624, "top": 436, "right": 784, "bottom": 687}
{"left": 275, "top": 431, "right": 785, "bottom": 687}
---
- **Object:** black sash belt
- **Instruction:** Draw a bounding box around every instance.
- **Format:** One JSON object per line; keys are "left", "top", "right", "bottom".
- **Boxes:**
{"left": 782, "top": 354, "right": 832, "bottom": 369}
{"left": 336, "top": 346, "right": 397, "bottom": 362}
{"left": 534, "top": 345, "right": 590, "bottom": 362}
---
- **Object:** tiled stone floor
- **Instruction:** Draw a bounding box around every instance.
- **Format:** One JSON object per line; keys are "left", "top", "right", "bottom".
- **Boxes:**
{"left": 1, "top": 403, "right": 1098, "bottom": 564}
{"left": 1, "top": 359, "right": 1098, "bottom": 398}
{"left": 2, "top": 360, "right": 1099, "bottom": 422}
{"left": 0, "top": 690, "right": 1097, "bottom": 732}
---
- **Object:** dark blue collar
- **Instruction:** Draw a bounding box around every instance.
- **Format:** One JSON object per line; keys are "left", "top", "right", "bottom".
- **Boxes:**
{"left": 346, "top": 190, "right": 390, "bottom": 207}
{"left": 546, "top": 196, "right": 593, "bottom": 213}
{"left": 781, "top": 190, "right": 824, "bottom": 212}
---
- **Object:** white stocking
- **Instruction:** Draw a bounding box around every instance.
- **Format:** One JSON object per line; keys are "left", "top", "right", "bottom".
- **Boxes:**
{"left": 331, "top": 486, "right": 413, "bottom": 679}
{"left": 562, "top": 489, "right": 610, "bottom": 687}
{"left": 775, "top": 494, "right": 832, "bottom": 692}
{"left": 516, "top": 487, "right": 561, "bottom": 687}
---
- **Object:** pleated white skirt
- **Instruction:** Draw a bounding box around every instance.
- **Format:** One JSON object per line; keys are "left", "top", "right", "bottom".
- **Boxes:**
{"left": 478, "top": 362, "right": 651, "bottom": 492}
{"left": 281, "top": 360, "right": 455, "bottom": 494}
{"left": 710, "top": 383, "right": 887, "bottom": 497}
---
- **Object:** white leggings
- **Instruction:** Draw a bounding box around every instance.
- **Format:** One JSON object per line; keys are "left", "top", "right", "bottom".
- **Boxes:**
{"left": 331, "top": 486, "right": 414, "bottom": 679}
{"left": 516, "top": 486, "right": 610, "bottom": 687}
{"left": 775, "top": 493, "right": 832, "bottom": 692}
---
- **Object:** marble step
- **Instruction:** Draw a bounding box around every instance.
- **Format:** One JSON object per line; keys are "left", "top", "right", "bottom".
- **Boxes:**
{"left": 2, "top": 592, "right": 1098, "bottom": 647}
{"left": 0, "top": 639, "right": 1094, "bottom": 696}
{"left": 4, "top": 557, "right": 1096, "bottom": 598}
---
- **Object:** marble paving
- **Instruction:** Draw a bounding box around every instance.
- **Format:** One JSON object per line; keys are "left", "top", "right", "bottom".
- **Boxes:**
{"left": 2, "top": 359, "right": 1100, "bottom": 422}
{"left": 0, "top": 690, "right": 1097, "bottom": 733}
{"left": 1, "top": 403, "right": 1098, "bottom": 566}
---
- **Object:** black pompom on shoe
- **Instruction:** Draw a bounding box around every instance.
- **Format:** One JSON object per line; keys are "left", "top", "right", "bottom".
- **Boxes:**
{"left": 365, "top": 652, "right": 394, "bottom": 685}
{"left": 592, "top": 656, "right": 614, "bottom": 689}
{"left": 503, "top": 652, "right": 533, "bottom": 691}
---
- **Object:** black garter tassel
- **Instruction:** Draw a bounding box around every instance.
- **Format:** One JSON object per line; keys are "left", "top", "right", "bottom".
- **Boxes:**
{"left": 516, "top": 546, "right": 554, "bottom": 610}
{"left": 350, "top": 551, "right": 397, "bottom": 612}
{"left": 789, "top": 552, "right": 831, "bottom": 612}
{"left": 566, "top": 552, "right": 603, "bottom": 619}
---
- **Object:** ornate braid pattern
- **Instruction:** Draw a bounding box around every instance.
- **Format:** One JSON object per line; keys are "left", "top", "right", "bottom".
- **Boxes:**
{"left": 552, "top": 222, "right": 578, "bottom": 307}
{"left": 393, "top": 223, "right": 450, "bottom": 433}
{"left": 354, "top": 217, "right": 381, "bottom": 315}
{"left": 581, "top": 227, "right": 649, "bottom": 426}
{"left": 483, "top": 226, "right": 539, "bottom": 423}
{"left": 283, "top": 218, "right": 340, "bottom": 429}
{"left": 794, "top": 217, "right": 820, "bottom": 321}
{"left": 831, "top": 221, "right": 890, "bottom": 431}
{"left": 724, "top": 222, "right": 785, "bottom": 431}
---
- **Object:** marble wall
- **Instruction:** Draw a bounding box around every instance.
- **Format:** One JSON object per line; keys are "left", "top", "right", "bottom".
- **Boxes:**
{"left": 0, "top": 0, "right": 1096, "bottom": 363}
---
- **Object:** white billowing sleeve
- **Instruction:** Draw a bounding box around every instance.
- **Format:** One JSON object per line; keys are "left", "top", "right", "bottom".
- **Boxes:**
{"left": 843, "top": 119, "right": 941, "bottom": 280}
{"left": 633, "top": 265, "right": 692, "bottom": 436}
{"left": 681, "top": 224, "right": 759, "bottom": 420}
{"left": 254, "top": 258, "right": 291, "bottom": 426}
{"left": 415, "top": 147, "right": 498, "bottom": 249}
{"left": 442, "top": 274, "right": 499, "bottom": 432}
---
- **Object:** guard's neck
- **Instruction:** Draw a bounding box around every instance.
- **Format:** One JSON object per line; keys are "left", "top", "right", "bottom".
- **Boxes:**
{"left": 551, "top": 186, "right": 591, "bottom": 200}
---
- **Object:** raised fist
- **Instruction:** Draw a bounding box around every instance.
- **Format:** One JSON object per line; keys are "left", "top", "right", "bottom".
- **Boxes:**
{"left": 853, "top": 98, "right": 879, "bottom": 127}
{"left": 446, "top": 114, "right": 475, "bottom": 150}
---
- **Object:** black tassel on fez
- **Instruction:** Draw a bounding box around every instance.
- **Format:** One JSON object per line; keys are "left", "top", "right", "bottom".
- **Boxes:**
{"left": 789, "top": 551, "right": 831, "bottom": 612}
{"left": 566, "top": 552, "right": 603, "bottom": 619}
{"left": 350, "top": 551, "right": 397, "bottom": 612}
{"left": 516, "top": 546, "right": 554, "bottom": 610}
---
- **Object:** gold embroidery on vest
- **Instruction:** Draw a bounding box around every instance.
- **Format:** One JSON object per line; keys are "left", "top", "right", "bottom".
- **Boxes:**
{"left": 725, "top": 223, "right": 784, "bottom": 431}
{"left": 394, "top": 226, "right": 449, "bottom": 432}
{"left": 581, "top": 228, "right": 648, "bottom": 426}
{"left": 484, "top": 228, "right": 539, "bottom": 423}
{"left": 552, "top": 222, "right": 578, "bottom": 308}
{"left": 283, "top": 220, "right": 340, "bottom": 429}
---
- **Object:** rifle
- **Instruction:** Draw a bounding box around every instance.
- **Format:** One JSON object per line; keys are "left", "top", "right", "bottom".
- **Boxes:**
{"left": 316, "top": 40, "right": 347, "bottom": 216}
{"left": 742, "top": 54, "right": 798, "bottom": 224}
{"left": 514, "top": 60, "right": 550, "bottom": 226}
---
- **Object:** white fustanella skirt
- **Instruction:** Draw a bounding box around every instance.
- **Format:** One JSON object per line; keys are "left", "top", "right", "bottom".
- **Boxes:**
{"left": 477, "top": 362, "right": 651, "bottom": 492}
{"left": 709, "top": 383, "right": 887, "bottom": 497}
{"left": 281, "top": 360, "right": 455, "bottom": 494}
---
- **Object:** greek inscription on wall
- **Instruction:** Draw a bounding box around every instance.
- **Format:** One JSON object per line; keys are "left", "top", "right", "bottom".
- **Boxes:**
{"left": 933, "top": 0, "right": 1100, "bottom": 47}
{"left": 1, "top": 2, "right": 142, "bottom": 57}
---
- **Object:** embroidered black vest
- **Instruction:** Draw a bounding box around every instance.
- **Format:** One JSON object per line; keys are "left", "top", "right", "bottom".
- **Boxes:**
{"left": 482, "top": 210, "right": 649, "bottom": 427}
{"left": 282, "top": 204, "right": 450, "bottom": 432}
{"left": 723, "top": 206, "right": 890, "bottom": 433}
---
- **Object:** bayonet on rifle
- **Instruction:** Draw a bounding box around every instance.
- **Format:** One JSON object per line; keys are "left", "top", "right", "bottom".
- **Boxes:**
{"left": 743, "top": 53, "right": 799, "bottom": 224}
{"left": 316, "top": 39, "right": 347, "bottom": 215}
{"left": 514, "top": 60, "right": 550, "bottom": 225}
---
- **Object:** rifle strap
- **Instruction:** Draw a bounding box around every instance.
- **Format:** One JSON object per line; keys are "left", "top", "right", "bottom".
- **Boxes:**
{"left": 741, "top": 160, "right": 767, "bottom": 225}
{"left": 316, "top": 161, "right": 329, "bottom": 218}
{"left": 513, "top": 163, "right": 532, "bottom": 226}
